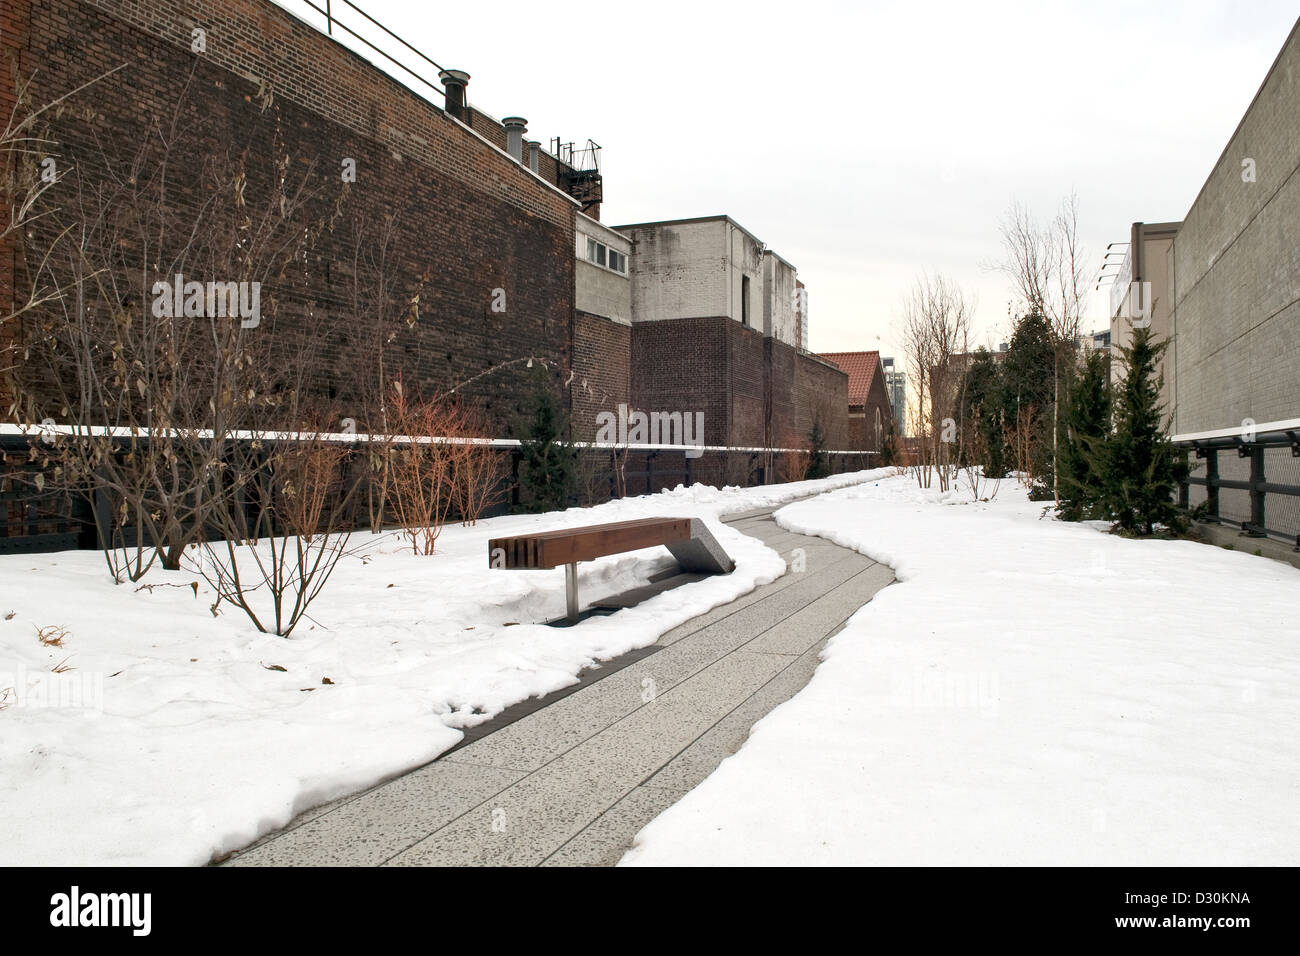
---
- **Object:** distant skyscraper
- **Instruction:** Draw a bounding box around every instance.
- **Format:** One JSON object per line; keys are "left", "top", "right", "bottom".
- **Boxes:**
{"left": 882, "top": 356, "right": 907, "bottom": 437}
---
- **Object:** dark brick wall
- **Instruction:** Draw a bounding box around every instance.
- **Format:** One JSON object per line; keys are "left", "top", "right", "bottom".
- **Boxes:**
{"left": 859, "top": 360, "right": 895, "bottom": 452}
{"left": 631, "top": 316, "right": 849, "bottom": 451}
{"left": 793, "top": 351, "right": 849, "bottom": 449}
{"left": 843, "top": 372, "right": 894, "bottom": 451}
{"left": 571, "top": 311, "right": 630, "bottom": 439}
{"left": 631, "top": 317, "right": 731, "bottom": 446}
{"left": 4, "top": 0, "right": 577, "bottom": 434}
{"left": 0, "top": 0, "right": 32, "bottom": 407}
{"left": 847, "top": 416, "right": 868, "bottom": 451}
{"left": 728, "top": 322, "right": 768, "bottom": 447}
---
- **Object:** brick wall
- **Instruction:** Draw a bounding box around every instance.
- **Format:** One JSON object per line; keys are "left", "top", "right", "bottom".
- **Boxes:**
{"left": 571, "top": 311, "right": 630, "bottom": 439}
{"left": 840, "top": 365, "right": 892, "bottom": 452}
{"left": 630, "top": 315, "right": 849, "bottom": 451}
{"left": 792, "top": 351, "right": 849, "bottom": 449}
{"left": 630, "top": 317, "right": 731, "bottom": 446}
{"left": 0, "top": 0, "right": 33, "bottom": 404}
{"left": 1168, "top": 18, "right": 1300, "bottom": 434}
{"left": 728, "top": 321, "right": 768, "bottom": 446}
{"left": 4, "top": 0, "right": 578, "bottom": 434}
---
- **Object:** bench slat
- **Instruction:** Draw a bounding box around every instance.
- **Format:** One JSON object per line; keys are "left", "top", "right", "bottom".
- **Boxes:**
{"left": 489, "top": 517, "right": 693, "bottom": 569}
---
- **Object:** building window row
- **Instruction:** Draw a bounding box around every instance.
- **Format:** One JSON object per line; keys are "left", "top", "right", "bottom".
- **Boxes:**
{"left": 585, "top": 237, "right": 627, "bottom": 275}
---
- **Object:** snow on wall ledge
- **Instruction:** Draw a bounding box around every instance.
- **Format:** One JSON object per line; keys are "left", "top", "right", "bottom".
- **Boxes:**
{"left": 0, "top": 470, "right": 884, "bottom": 866}
{"left": 620, "top": 473, "right": 1300, "bottom": 866}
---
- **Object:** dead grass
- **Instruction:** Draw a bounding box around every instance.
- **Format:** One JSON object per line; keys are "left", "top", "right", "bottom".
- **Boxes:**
{"left": 36, "top": 624, "right": 69, "bottom": 648}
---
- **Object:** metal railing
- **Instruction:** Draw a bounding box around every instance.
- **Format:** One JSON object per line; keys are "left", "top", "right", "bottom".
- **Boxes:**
{"left": 295, "top": 0, "right": 447, "bottom": 102}
{"left": 0, "top": 430, "right": 881, "bottom": 555}
{"left": 1173, "top": 419, "right": 1300, "bottom": 549}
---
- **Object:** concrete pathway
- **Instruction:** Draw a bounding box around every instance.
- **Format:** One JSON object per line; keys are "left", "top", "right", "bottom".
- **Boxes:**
{"left": 222, "top": 507, "right": 894, "bottom": 867}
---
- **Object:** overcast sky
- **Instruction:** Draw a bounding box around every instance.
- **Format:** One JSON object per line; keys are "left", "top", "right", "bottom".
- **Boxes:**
{"left": 277, "top": 0, "right": 1298, "bottom": 363}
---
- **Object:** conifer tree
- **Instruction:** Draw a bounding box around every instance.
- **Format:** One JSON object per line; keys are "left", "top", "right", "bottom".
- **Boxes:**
{"left": 516, "top": 368, "right": 577, "bottom": 512}
{"left": 1001, "top": 311, "right": 1056, "bottom": 497}
{"left": 1098, "top": 327, "right": 1187, "bottom": 535}
{"left": 880, "top": 419, "right": 899, "bottom": 467}
{"left": 807, "top": 420, "right": 831, "bottom": 479}
{"left": 959, "top": 348, "right": 1006, "bottom": 477}
{"left": 1058, "top": 348, "right": 1111, "bottom": 521}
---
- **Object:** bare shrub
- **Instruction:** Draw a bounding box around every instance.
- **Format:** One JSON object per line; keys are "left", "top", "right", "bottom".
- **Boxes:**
{"left": 196, "top": 428, "right": 361, "bottom": 637}
{"left": 12, "top": 70, "right": 341, "bottom": 581}
{"left": 385, "top": 382, "right": 464, "bottom": 555}
{"left": 1004, "top": 405, "right": 1042, "bottom": 490}
{"left": 452, "top": 408, "right": 505, "bottom": 526}
{"left": 898, "top": 273, "right": 973, "bottom": 491}
{"left": 781, "top": 431, "right": 811, "bottom": 483}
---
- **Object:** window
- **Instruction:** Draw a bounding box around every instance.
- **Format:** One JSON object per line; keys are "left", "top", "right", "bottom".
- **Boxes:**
{"left": 741, "top": 275, "right": 750, "bottom": 327}
{"left": 583, "top": 237, "right": 626, "bottom": 274}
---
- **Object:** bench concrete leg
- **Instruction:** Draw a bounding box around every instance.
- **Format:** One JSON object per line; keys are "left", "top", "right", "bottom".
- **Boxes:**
{"left": 565, "top": 562, "right": 579, "bottom": 622}
{"left": 665, "top": 518, "right": 736, "bottom": 575}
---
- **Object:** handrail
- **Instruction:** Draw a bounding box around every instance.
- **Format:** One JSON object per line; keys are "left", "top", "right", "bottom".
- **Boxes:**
{"left": 1171, "top": 424, "right": 1300, "bottom": 547}
{"left": 0, "top": 424, "right": 876, "bottom": 458}
{"left": 297, "top": 0, "right": 446, "bottom": 101}
{"left": 1171, "top": 417, "right": 1300, "bottom": 443}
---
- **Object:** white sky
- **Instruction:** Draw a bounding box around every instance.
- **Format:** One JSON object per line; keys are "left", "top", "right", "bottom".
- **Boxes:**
{"left": 275, "top": 0, "right": 1297, "bottom": 363}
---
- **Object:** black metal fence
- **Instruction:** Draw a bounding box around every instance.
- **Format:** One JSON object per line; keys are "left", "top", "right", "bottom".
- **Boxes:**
{"left": 1175, "top": 425, "right": 1300, "bottom": 549}
{"left": 0, "top": 432, "right": 880, "bottom": 556}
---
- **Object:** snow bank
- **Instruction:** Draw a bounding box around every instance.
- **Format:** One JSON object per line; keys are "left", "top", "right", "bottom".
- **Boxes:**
{"left": 622, "top": 473, "right": 1300, "bottom": 866}
{"left": 0, "top": 470, "right": 883, "bottom": 865}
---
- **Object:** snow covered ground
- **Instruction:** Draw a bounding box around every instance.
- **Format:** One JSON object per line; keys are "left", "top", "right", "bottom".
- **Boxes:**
{"left": 0, "top": 470, "right": 879, "bottom": 866}
{"left": 622, "top": 472, "right": 1300, "bottom": 866}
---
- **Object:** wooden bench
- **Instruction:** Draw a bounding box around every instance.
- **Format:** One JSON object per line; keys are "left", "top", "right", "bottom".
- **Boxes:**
{"left": 488, "top": 516, "right": 735, "bottom": 622}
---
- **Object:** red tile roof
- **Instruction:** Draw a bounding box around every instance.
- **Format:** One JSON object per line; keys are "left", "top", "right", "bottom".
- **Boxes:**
{"left": 817, "top": 351, "right": 881, "bottom": 407}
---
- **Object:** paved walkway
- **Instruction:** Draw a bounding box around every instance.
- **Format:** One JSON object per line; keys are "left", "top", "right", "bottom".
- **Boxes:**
{"left": 223, "top": 506, "right": 894, "bottom": 867}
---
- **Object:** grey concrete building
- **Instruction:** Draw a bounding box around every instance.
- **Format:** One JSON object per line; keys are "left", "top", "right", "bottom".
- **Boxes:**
{"left": 1108, "top": 221, "right": 1179, "bottom": 415}
{"left": 614, "top": 215, "right": 799, "bottom": 344}
{"left": 575, "top": 213, "right": 632, "bottom": 325}
{"left": 1163, "top": 18, "right": 1300, "bottom": 437}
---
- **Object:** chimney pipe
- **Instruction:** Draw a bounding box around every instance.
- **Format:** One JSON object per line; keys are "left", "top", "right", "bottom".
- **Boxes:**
{"left": 526, "top": 140, "right": 540, "bottom": 173}
{"left": 438, "top": 69, "right": 470, "bottom": 121}
{"left": 502, "top": 117, "right": 527, "bottom": 163}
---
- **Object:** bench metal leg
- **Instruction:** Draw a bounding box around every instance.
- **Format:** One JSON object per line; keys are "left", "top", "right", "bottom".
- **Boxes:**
{"left": 565, "top": 562, "right": 579, "bottom": 622}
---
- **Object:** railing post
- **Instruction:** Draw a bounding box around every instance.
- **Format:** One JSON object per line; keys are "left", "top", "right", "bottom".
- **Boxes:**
{"left": 685, "top": 450, "right": 693, "bottom": 487}
{"left": 646, "top": 451, "right": 656, "bottom": 495}
{"left": 510, "top": 449, "right": 521, "bottom": 508}
{"left": 1248, "top": 445, "right": 1266, "bottom": 536}
{"left": 1206, "top": 449, "right": 1220, "bottom": 520}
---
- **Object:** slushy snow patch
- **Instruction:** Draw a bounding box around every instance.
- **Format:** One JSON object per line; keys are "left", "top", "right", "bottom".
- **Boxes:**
{"left": 0, "top": 471, "right": 880, "bottom": 865}
{"left": 621, "top": 472, "right": 1300, "bottom": 866}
